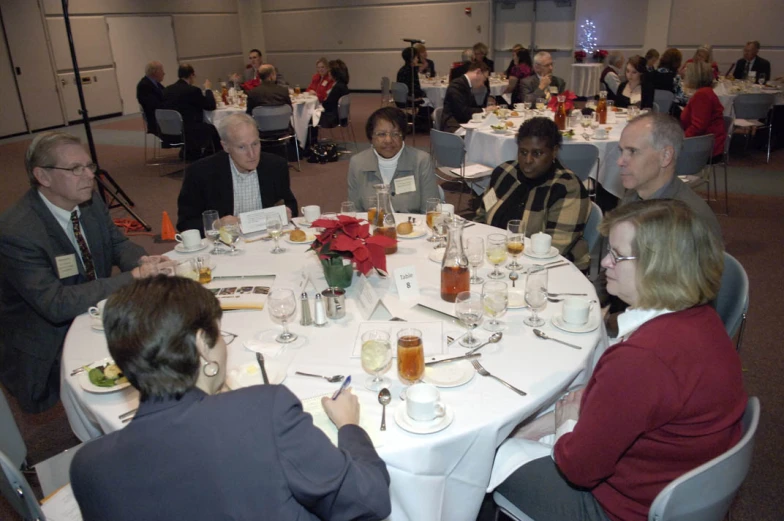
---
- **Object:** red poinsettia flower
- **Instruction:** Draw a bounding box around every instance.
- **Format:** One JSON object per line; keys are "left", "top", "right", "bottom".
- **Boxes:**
{"left": 547, "top": 90, "right": 578, "bottom": 113}
{"left": 309, "top": 215, "right": 396, "bottom": 275}
{"left": 574, "top": 50, "right": 587, "bottom": 59}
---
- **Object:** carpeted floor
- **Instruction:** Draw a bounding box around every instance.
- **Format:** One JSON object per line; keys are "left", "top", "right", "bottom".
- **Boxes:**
{"left": 0, "top": 94, "right": 782, "bottom": 520}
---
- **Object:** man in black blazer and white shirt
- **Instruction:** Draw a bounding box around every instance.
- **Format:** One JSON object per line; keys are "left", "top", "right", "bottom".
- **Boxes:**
{"left": 516, "top": 51, "right": 566, "bottom": 104}
{"left": 162, "top": 63, "right": 221, "bottom": 159}
{"left": 177, "top": 113, "right": 299, "bottom": 233}
{"left": 730, "top": 40, "right": 772, "bottom": 81}
{"left": 441, "top": 61, "right": 490, "bottom": 133}
{"left": 136, "top": 61, "right": 165, "bottom": 135}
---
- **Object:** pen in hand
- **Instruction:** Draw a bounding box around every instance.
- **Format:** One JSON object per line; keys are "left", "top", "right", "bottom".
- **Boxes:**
{"left": 331, "top": 375, "right": 352, "bottom": 400}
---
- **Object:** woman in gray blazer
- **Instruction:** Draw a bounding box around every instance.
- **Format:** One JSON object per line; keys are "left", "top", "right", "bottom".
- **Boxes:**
{"left": 347, "top": 107, "right": 440, "bottom": 213}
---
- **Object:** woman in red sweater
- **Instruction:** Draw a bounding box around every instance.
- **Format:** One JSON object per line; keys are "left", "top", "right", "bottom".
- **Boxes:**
{"left": 495, "top": 199, "right": 746, "bottom": 521}
{"left": 681, "top": 61, "right": 726, "bottom": 159}
{"left": 306, "top": 57, "right": 335, "bottom": 102}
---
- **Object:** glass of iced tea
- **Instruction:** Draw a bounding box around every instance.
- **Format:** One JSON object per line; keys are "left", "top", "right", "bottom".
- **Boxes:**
{"left": 397, "top": 328, "right": 424, "bottom": 394}
{"left": 425, "top": 197, "right": 441, "bottom": 243}
{"left": 293, "top": 85, "right": 301, "bottom": 96}
{"left": 506, "top": 219, "right": 525, "bottom": 271}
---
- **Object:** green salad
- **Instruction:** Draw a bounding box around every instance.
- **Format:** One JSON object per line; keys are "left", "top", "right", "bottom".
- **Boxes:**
{"left": 88, "top": 363, "right": 128, "bottom": 387}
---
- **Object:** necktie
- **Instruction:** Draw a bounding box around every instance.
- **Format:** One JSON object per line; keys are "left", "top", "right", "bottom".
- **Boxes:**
{"left": 744, "top": 61, "right": 751, "bottom": 79}
{"left": 70, "top": 211, "right": 96, "bottom": 281}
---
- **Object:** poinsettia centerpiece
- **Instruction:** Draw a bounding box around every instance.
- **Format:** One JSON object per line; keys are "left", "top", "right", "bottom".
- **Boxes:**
{"left": 309, "top": 215, "right": 396, "bottom": 277}
{"left": 547, "top": 90, "right": 578, "bottom": 113}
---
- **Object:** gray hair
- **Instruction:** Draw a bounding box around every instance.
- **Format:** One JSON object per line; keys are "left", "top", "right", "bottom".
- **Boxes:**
{"left": 684, "top": 61, "right": 714, "bottom": 90}
{"left": 632, "top": 112, "right": 684, "bottom": 163}
{"left": 145, "top": 61, "right": 162, "bottom": 77}
{"left": 461, "top": 48, "right": 474, "bottom": 63}
{"left": 606, "top": 51, "right": 625, "bottom": 68}
{"left": 217, "top": 112, "right": 258, "bottom": 143}
{"left": 534, "top": 51, "right": 552, "bottom": 64}
{"left": 25, "top": 131, "right": 83, "bottom": 187}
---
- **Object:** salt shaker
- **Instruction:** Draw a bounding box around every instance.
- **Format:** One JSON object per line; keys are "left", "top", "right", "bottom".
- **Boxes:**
{"left": 300, "top": 292, "right": 313, "bottom": 326}
{"left": 313, "top": 293, "right": 327, "bottom": 327}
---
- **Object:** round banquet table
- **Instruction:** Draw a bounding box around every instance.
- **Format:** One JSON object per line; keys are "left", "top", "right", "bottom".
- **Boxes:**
{"left": 712, "top": 80, "right": 784, "bottom": 116}
{"left": 422, "top": 79, "right": 510, "bottom": 109}
{"left": 60, "top": 215, "right": 605, "bottom": 521}
{"left": 569, "top": 63, "right": 604, "bottom": 98}
{"left": 465, "top": 112, "right": 630, "bottom": 198}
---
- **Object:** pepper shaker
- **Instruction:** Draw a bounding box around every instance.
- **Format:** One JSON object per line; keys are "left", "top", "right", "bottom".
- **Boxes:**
{"left": 313, "top": 293, "right": 327, "bottom": 327}
{"left": 300, "top": 292, "right": 313, "bottom": 326}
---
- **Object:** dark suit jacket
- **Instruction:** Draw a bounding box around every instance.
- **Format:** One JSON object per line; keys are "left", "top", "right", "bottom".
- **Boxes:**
{"left": 0, "top": 190, "right": 144, "bottom": 412}
{"left": 71, "top": 386, "right": 391, "bottom": 521}
{"left": 449, "top": 63, "right": 470, "bottom": 82}
{"left": 177, "top": 150, "right": 299, "bottom": 232}
{"left": 441, "top": 75, "right": 483, "bottom": 133}
{"left": 246, "top": 81, "right": 292, "bottom": 115}
{"left": 482, "top": 56, "right": 495, "bottom": 73}
{"left": 732, "top": 56, "right": 771, "bottom": 81}
{"left": 136, "top": 76, "right": 164, "bottom": 134}
{"left": 396, "top": 64, "right": 424, "bottom": 99}
{"left": 517, "top": 74, "right": 566, "bottom": 102}
{"left": 321, "top": 82, "right": 349, "bottom": 128}
{"left": 162, "top": 79, "right": 216, "bottom": 126}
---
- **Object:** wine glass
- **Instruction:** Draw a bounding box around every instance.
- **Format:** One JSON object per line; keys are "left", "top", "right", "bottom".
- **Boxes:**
{"left": 486, "top": 233, "right": 508, "bottom": 279}
{"left": 590, "top": 113, "right": 601, "bottom": 135}
{"left": 397, "top": 328, "right": 424, "bottom": 398}
{"left": 465, "top": 236, "right": 485, "bottom": 285}
{"left": 361, "top": 330, "right": 392, "bottom": 391}
{"left": 580, "top": 115, "right": 593, "bottom": 139}
{"left": 202, "top": 210, "right": 221, "bottom": 254}
{"left": 536, "top": 98, "right": 546, "bottom": 113}
{"left": 425, "top": 198, "right": 442, "bottom": 243}
{"left": 482, "top": 280, "right": 508, "bottom": 332}
{"left": 455, "top": 291, "right": 484, "bottom": 347}
{"left": 221, "top": 223, "right": 242, "bottom": 255}
{"left": 267, "top": 289, "right": 298, "bottom": 343}
{"left": 524, "top": 266, "right": 548, "bottom": 327}
{"left": 757, "top": 74, "right": 766, "bottom": 85}
{"left": 340, "top": 201, "right": 356, "bottom": 218}
{"left": 267, "top": 215, "right": 285, "bottom": 254}
{"left": 506, "top": 219, "right": 525, "bottom": 271}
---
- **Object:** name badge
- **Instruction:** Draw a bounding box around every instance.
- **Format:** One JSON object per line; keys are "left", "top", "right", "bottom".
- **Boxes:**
{"left": 321, "top": 80, "right": 328, "bottom": 87}
{"left": 55, "top": 254, "right": 79, "bottom": 279}
{"left": 393, "top": 266, "right": 420, "bottom": 301}
{"left": 394, "top": 176, "right": 416, "bottom": 195}
{"left": 482, "top": 188, "right": 498, "bottom": 210}
{"left": 549, "top": 86, "right": 559, "bottom": 94}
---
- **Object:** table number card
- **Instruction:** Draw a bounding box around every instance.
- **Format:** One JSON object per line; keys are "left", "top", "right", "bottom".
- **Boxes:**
{"left": 239, "top": 206, "right": 289, "bottom": 234}
{"left": 355, "top": 273, "right": 391, "bottom": 320}
{"left": 393, "top": 265, "right": 420, "bottom": 301}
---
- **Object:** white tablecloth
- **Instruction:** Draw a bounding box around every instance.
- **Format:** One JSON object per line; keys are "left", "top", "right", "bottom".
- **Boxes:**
{"left": 423, "top": 80, "right": 510, "bottom": 109}
{"left": 465, "top": 113, "right": 629, "bottom": 198}
{"left": 60, "top": 216, "right": 603, "bottom": 521}
{"left": 570, "top": 63, "right": 604, "bottom": 97}
{"left": 712, "top": 81, "right": 784, "bottom": 116}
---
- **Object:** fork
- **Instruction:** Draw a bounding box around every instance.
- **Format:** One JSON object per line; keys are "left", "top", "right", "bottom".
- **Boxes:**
{"left": 547, "top": 292, "right": 588, "bottom": 297}
{"left": 295, "top": 371, "right": 345, "bottom": 383}
{"left": 471, "top": 360, "right": 527, "bottom": 396}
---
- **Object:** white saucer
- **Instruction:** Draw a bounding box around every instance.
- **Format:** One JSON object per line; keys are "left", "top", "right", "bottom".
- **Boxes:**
{"left": 398, "top": 227, "right": 428, "bottom": 240}
{"left": 226, "top": 361, "right": 287, "bottom": 388}
{"left": 428, "top": 248, "right": 446, "bottom": 263}
{"left": 551, "top": 314, "right": 600, "bottom": 333}
{"left": 394, "top": 405, "right": 454, "bottom": 434}
{"left": 524, "top": 246, "right": 559, "bottom": 260}
{"left": 423, "top": 361, "right": 475, "bottom": 388}
{"left": 174, "top": 240, "right": 208, "bottom": 253}
{"left": 292, "top": 217, "right": 314, "bottom": 228}
{"left": 285, "top": 232, "right": 316, "bottom": 245}
{"left": 507, "top": 290, "right": 527, "bottom": 309}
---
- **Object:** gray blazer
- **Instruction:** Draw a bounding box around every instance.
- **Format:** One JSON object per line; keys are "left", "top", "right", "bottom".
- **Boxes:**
{"left": 518, "top": 74, "right": 567, "bottom": 101}
{"left": 347, "top": 146, "right": 440, "bottom": 214}
{"left": 0, "top": 189, "right": 144, "bottom": 412}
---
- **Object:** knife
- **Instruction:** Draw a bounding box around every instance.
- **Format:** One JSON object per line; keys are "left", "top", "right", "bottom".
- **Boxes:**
{"left": 415, "top": 303, "right": 459, "bottom": 321}
{"left": 211, "top": 274, "right": 275, "bottom": 280}
{"left": 256, "top": 352, "right": 270, "bottom": 384}
{"left": 426, "top": 353, "right": 481, "bottom": 367}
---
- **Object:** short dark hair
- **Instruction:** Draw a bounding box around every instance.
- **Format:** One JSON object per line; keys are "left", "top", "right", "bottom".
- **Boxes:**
{"left": 249, "top": 49, "right": 262, "bottom": 57}
{"left": 329, "top": 59, "right": 349, "bottom": 85}
{"left": 644, "top": 48, "right": 660, "bottom": 62}
{"left": 365, "top": 107, "right": 407, "bottom": 140}
{"left": 658, "top": 48, "right": 682, "bottom": 71}
{"left": 467, "top": 60, "right": 490, "bottom": 73}
{"left": 178, "top": 63, "right": 195, "bottom": 79}
{"left": 516, "top": 48, "right": 533, "bottom": 68}
{"left": 402, "top": 47, "right": 418, "bottom": 65}
{"left": 516, "top": 117, "right": 562, "bottom": 149}
{"left": 103, "top": 276, "right": 223, "bottom": 401}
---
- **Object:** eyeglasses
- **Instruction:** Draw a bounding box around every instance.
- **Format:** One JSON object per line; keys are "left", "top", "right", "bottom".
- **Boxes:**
{"left": 372, "top": 131, "right": 403, "bottom": 140}
{"left": 220, "top": 331, "right": 238, "bottom": 345}
{"left": 605, "top": 244, "right": 637, "bottom": 265}
{"left": 41, "top": 163, "right": 98, "bottom": 176}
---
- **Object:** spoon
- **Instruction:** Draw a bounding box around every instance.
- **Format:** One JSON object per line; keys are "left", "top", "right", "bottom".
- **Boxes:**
{"left": 467, "top": 332, "right": 503, "bottom": 354}
{"left": 378, "top": 388, "right": 391, "bottom": 431}
{"left": 533, "top": 329, "right": 582, "bottom": 350}
{"left": 508, "top": 271, "right": 519, "bottom": 288}
{"left": 294, "top": 371, "right": 345, "bottom": 383}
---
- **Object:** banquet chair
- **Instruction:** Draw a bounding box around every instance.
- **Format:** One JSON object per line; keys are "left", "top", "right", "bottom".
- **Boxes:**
{"left": 390, "top": 82, "right": 417, "bottom": 136}
{"left": 715, "top": 253, "right": 749, "bottom": 353}
{"left": 140, "top": 105, "right": 165, "bottom": 166}
{"left": 154, "top": 109, "right": 187, "bottom": 171}
{"left": 252, "top": 105, "right": 301, "bottom": 171}
{"left": 648, "top": 396, "right": 760, "bottom": 521}
{"left": 653, "top": 90, "right": 675, "bottom": 114}
{"left": 584, "top": 201, "right": 604, "bottom": 278}
{"left": 709, "top": 116, "right": 734, "bottom": 215}
{"left": 732, "top": 93, "right": 775, "bottom": 163}
{"left": 430, "top": 129, "right": 492, "bottom": 215}
{"left": 380, "top": 76, "right": 392, "bottom": 106}
{"left": 432, "top": 107, "right": 443, "bottom": 131}
{"left": 0, "top": 450, "right": 45, "bottom": 521}
{"left": 677, "top": 134, "right": 714, "bottom": 200}
{"left": 557, "top": 143, "right": 599, "bottom": 197}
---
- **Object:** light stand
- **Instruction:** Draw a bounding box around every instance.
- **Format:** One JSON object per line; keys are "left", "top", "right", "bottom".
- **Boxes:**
{"left": 403, "top": 38, "right": 425, "bottom": 147}
{"left": 61, "top": 0, "right": 150, "bottom": 231}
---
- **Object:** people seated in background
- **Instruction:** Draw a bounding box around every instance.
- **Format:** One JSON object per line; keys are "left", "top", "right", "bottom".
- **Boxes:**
{"left": 177, "top": 113, "right": 298, "bottom": 233}
{"left": 136, "top": 61, "right": 166, "bottom": 135}
{"left": 347, "top": 107, "right": 439, "bottom": 214}
{"left": 0, "top": 132, "right": 162, "bottom": 413}
{"left": 479, "top": 118, "right": 590, "bottom": 272}
{"left": 600, "top": 51, "right": 625, "bottom": 100}
{"left": 162, "top": 63, "right": 221, "bottom": 160}
{"left": 614, "top": 56, "right": 654, "bottom": 109}
{"left": 730, "top": 40, "right": 771, "bottom": 82}
{"left": 306, "top": 57, "right": 335, "bottom": 102}
{"left": 396, "top": 47, "right": 427, "bottom": 101}
{"left": 505, "top": 47, "right": 534, "bottom": 103}
{"left": 70, "top": 276, "right": 392, "bottom": 521}
{"left": 681, "top": 61, "right": 726, "bottom": 160}
{"left": 648, "top": 48, "right": 688, "bottom": 106}
{"left": 644, "top": 48, "right": 660, "bottom": 71}
{"left": 414, "top": 43, "right": 436, "bottom": 77}
{"left": 617, "top": 112, "right": 722, "bottom": 240}
{"left": 441, "top": 61, "right": 489, "bottom": 133}
{"left": 494, "top": 198, "right": 746, "bottom": 521}
{"left": 679, "top": 45, "right": 719, "bottom": 80}
{"left": 320, "top": 59, "right": 350, "bottom": 129}
{"left": 246, "top": 64, "right": 292, "bottom": 114}
{"left": 473, "top": 42, "right": 494, "bottom": 73}
{"left": 504, "top": 44, "right": 524, "bottom": 77}
{"left": 241, "top": 48, "right": 288, "bottom": 91}
{"left": 449, "top": 49, "right": 474, "bottom": 82}
{"left": 516, "top": 52, "right": 566, "bottom": 105}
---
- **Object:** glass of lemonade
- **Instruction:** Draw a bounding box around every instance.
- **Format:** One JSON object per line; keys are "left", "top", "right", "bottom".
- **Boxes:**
{"left": 266, "top": 215, "right": 286, "bottom": 254}
{"left": 425, "top": 197, "right": 442, "bottom": 243}
{"left": 486, "top": 233, "right": 508, "bottom": 279}
{"left": 361, "top": 330, "right": 392, "bottom": 391}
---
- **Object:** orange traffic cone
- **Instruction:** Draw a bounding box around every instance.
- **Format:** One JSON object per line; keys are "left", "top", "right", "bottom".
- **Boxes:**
{"left": 161, "top": 211, "right": 176, "bottom": 241}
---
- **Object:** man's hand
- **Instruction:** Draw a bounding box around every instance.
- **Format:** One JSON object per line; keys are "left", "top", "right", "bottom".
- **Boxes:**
{"left": 555, "top": 388, "right": 584, "bottom": 429}
{"left": 322, "top": 388, "right": 360, "bottom": 429}
{"left": 538, "top": 75, "right": 552, "bottom": 91}
{"left": 203, "top": 79, "right": 212, "bottom": 90}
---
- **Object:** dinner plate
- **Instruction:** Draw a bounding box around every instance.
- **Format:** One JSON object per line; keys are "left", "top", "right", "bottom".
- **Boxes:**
{"left": 523, "top": 246, "right": 559, "bottom": 260}
{"left": 226, "top": 361, "right": 287, "bottom": 388}
{"left": 507, "top": 289, "right": 527, "bottom": 309}
{"left": 394, "top": 405, "right": 454, "bottom": 434}
{"left": 77, "top": 358, "right": 132, "bottom": 394}
{"left": 428, "top": 248, "right": 446, "bottom": 263}
{"left": 285, "top": 232, "right": 316, "bottom": 245}
{"left": 551, "top": 314, "right": 600, "bottom": 334}
{"left": 460, "top": 121, "right": 484, "bottom": 130}
{"left": 174, "top": 240, "right": 208, "bottom": 254}
{"left": 423, "top": 361, "right": 475, "bottom": 388}
{"left": 397, "top": 227, "right": 428, "bottom": 240}
{"left": 291, "top": 217, "right": 314, "bottom": 228}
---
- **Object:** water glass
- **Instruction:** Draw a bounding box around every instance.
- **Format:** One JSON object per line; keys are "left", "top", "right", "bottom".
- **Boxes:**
{"left": 482, "top": 280, "right": 508, "bottom": 332}
{"left": 267, "top": 215, "right": 285, "bottom": 254}
{"left": 268, "top": 289, "right": 298, "bottom": 343}
{"left": 202, "top": 210, "right": 221, "bottom": 254}
{"left": 486, "top": 233, "right": 508, "bottom": 279}
{"left": 455, "top": 291, "right": 484, "bottom": 348}
{"left": 221, "top": 223, "right": 242, "bottom": 255}
{"left": 361, "top": 330, "right": 392, "bottom": 391}
{"left": 465, "top": 236, "right": 485, "bottom": 284}
{"left": 340, "top": 201, "right": 356, "bottom": 218}
{"left": 524, "top": 266, "right": 548, "bottom": 327}
{"left": 426, "top": 198, "right": 442, "bottom": 243}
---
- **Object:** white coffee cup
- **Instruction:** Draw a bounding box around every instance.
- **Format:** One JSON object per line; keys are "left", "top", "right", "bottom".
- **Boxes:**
{"left": 594, "top": 127, "right": 607, "bottom": 139}
{"left": 88, "top": 299, "right": 107, "bottom": 330}
{"left": 439, "top": 203, "right": 455, "bottom": 216}
{"left": 471, "top": 112, "right": 483, "bottom": 122}
{"left": 175, "top": 229, "right": 202, "bottom": 250}
{"left": 406, "top": 383, "right": 446, "bottom": 422}
{"left": 531, "top": 232, "right": 552, "bottom": 255}
{"left": 514, "top": 103, "right": 526, "bottom": 111}
{"left": 302, "top": 205, "right": 321, "bottom": 223}
{"left": 562, "top": 297, "right": 596, "bottom": 325}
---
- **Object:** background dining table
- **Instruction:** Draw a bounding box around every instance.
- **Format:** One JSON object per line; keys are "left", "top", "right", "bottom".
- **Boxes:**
{"left": 422, "top": 78, "right": 510, "bottom": 109}
{"left": 60, "top": 214, "right": 606, "bottom": 521}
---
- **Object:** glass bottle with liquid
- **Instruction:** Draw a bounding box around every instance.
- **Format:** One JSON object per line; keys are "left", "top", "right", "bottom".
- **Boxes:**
{"left": 372, "top": 184, "right": 397, "bottom": 254}
{"left": 554, "top": 95, "right": 567, "bottom": 130}
{"left": 596, "top": 90, "right": 608, "bottom": 124}
{"left": 440, "top": 216, "right": 470, "bottom": 302}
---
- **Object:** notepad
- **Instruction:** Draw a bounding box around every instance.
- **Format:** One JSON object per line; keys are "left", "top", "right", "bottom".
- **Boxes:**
{"left": 301, "top": 394, "right": 384, "bottom": 447}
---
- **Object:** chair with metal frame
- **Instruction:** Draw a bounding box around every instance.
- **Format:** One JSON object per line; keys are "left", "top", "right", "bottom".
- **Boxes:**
{"left": 732, "top": 93, "right": 775, "bottom": 163}
{"left": 252, "top": 105, "right": 301, "bottom": 171}
{"left": 380, "top": 76, "right": 392, "bottom": 106}
{"left": 715, "top": 252, "right": 749, "bottom": 353}
{"left": 709, "top": 116, "right": 734, "bottom": 215}
{"left": 584, "top": 201, "right": 604, "bottom": 278}
{"left": 390, "top": 82, "right": 417, "bottom": 136}
{"left": 557, "top": 143, "right": 599, "bottom": 197}
{"left": 653, "top": 89, "right": 675, "bottom": 114}
{"left": 432, "top": 107, "right": 444, "bottom": 132}
{"left": 317, "top": 94, "right": 357, "bottom": 154}
{"left": 677, "top": 134, "right": 715, "bottom": 200}
{"left": 154, "top": 109, "right": 187, "bottom": 170}
{"left": 140, "top": 105, "right": 164, "bottom": 166}
{"left": 430, "top": 129, "right": 493, "bottom": 214}
{"left": 0, "top": 450, "right": 46, "bottom": 521}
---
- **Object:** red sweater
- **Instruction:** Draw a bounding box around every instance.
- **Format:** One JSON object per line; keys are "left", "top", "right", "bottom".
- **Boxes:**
{"left": 306, "top": 73, "right": 335, "bottom": 102}
{"left": 680, "top": 87, "right": 726, "bottom": 157}
{"left": 554, "top": 306, "right": 746, "bottom": 521}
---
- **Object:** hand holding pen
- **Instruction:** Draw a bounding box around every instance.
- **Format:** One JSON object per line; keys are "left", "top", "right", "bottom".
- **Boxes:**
{"left": 321, "top": 376, "right": 359, "bottom": 429}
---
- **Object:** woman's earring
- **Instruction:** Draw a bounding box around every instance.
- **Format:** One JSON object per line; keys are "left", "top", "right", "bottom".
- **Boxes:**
{"left": 202, "top": 360, "right": 220, "bottom": 377}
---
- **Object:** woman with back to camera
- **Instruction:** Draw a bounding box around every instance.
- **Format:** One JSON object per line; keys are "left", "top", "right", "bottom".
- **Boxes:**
{"left": 680, "top": 60, "right": 726, "bottom": 160}
{"left": 70, "top": 276, "right": 391, "bottom": 521}
{"left": 494, "top": 199, "right": 746, "bottom": 521}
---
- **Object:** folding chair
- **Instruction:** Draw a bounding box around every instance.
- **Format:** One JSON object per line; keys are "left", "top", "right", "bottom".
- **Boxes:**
{"left": 732, "top": 93, "right": 774, "bottom": 163}
{"left": 677, "top": 134, "right": 715, "bottom": 200}
{"left": 584, "top": 201, "right": 604, "bottom": 278}
{"left": 380, "top": 76, "right": 392, "bottom": 106}
{"left": 432, "top": 107, "right": 444, "bottom": 131}
{"left": 154, "top": 109, "right": 187, "bottom": 171}
{"left": 710, "top": 116, "right": 734, "bottom": 215}
{"left": 430, "top": 129, "right": 492, "bottom": 214}
{"left": 715, "top": 252, "right": 749, "bottom": 353}
{"left": 653, "top": 90, "right": 675, "bottom": 114}
{"left": 252, "top": 105, "right": 301, "bottom": 171}
{"left": 558, "top": 143, "right": 599, "bottom": 197}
